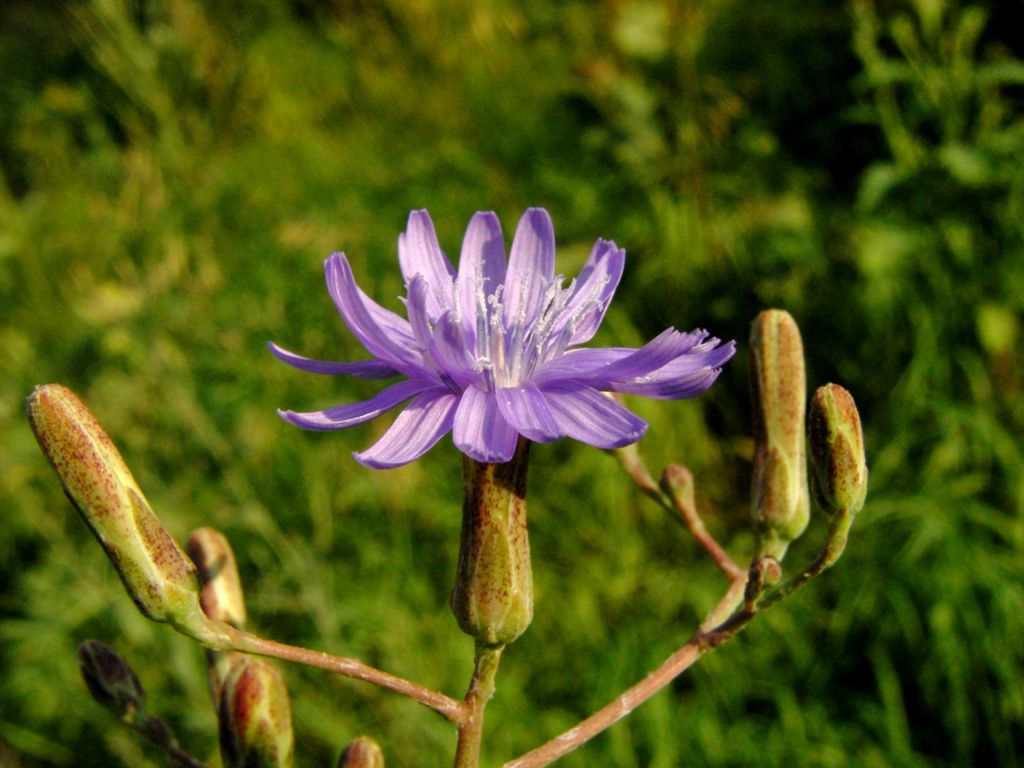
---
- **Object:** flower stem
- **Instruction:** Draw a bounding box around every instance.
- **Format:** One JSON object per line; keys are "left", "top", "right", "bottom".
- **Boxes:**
{"left": 454, "top": 643, "right": 504, "bottom": 768}
{"left": 613, "top": 446, "right": 742, "bottom": 581}
{"left": 224, "top": 627, "right": 463, "bottom": 723}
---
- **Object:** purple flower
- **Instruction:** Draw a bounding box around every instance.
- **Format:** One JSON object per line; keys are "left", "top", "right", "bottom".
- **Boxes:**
{"left": 271, "top": 208, "right": 735, "bottom": 469}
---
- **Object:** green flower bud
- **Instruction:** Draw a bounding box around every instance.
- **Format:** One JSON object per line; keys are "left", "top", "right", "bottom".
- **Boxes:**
{"left": 451, "top": 439, "right": 533, "bottom": 647}
{"left": 338, "top": 736, "right": 385, "bottom": 768}
{"left": 218, "top": 655, "right": 294, "bottom": 768}
{"left": 808, "top": 384, "right": 868, "bottom": 517}
{"left": 749, "top": 310, "right": 810, "bottom": 558}
{"left": 77, "top": 640, "right": 147, "bottom": 724}
{"left": 26, "top": 385, "right": 227, "bottom": 648}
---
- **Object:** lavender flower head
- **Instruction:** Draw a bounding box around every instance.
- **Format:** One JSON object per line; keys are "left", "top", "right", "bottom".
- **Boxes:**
{"left": 271, "top": 208, "right": 735, "bottom": 468}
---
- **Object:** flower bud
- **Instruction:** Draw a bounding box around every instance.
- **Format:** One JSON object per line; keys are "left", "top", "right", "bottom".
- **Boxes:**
{"left": 26, "top": 385, "right": 226, "bottom": 647}
{"left": 451, "top": 439, "right": 533, "bottom": 647}
{"left": 218, "top": 655, "right": 294, "bottom": 768}
{"left": 338, "top": 736, "right": 385, "bottom": 768}
{"left": 188, "top": 528, "right": 247, "bottom": 630}
{"left": 749, "top": 310, "right": 810, "bottom": 557}
{"left": 808, "top": 384, "right": 867, "bottom": 517}
{"left": 189, "top": 528, "right": 249, "bottom": 695}
{"left": 77, "top": 640, "right": 147, "bottom": 724}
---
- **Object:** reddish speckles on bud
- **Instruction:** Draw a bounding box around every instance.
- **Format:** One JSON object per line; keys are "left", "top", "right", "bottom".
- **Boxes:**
{"left": 26, "top": 384, "right": 228, "bottom": 648}
{"left": 338, "top": 736, "right": 385, "bottom": 768}
{"left": 749, "top": 310, "right": 810, "bottom": 559}
{"left": 218, "top": 655, "right": 294, "bottom": 768}
{"left": 451, "top": 438, "right": 533, "bottom": 647}
{"left": 808, "top": 384, "right": 868, "bottom": 517}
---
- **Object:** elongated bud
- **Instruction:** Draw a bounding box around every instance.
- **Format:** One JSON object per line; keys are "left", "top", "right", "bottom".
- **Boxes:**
{"left": 78, "top": 640, "right": 147, "bottom": 724}
{"left": 451, "top": 439, "right": 533, "bottom": 647}
{"left": 188, "top": 528, "right": 247, "bottom": 630}
{"left": 189, "top": 528, "right": 249, "bottom": 695}
{"left": 809, "top": 384, "right": 867, "bottom": 517}
{"left": 26, "top": 385, "right": 228, "bottom": 648}
{"left": 749, "top": 310, "right": 809, "bottom": 558}
{"left": 338, "top": 736, "right": 385, "bottom": 768}
{"left": 218, "top": 656, "right": 294, "bottom": 768}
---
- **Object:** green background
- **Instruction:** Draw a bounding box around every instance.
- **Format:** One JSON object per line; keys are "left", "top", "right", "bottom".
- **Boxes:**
{"left": 1, "top": 0, "right": 1022, "bottom": 765}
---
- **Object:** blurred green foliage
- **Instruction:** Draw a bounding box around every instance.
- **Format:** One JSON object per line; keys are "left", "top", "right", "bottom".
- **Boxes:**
{"left": 1, "top": 0, "right": 1022, "bottom": 765}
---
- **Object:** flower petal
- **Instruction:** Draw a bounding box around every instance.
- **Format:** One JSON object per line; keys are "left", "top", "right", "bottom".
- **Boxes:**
{"left": 612, "top": 366, "right": 723, "bottom": 400}
{"left": 456, "top": 212, "right": 506, "bottom": 346}
{"left": 325, "top": 253, "right": 425, "bottom": 374}
{"left": 398, "top": 210, "right": 456, "bottom": 318}
{"left": 277, "top": 379, "right": 437, "bottom": 431}
{"left": 557, "top": 239, "right": 626, "bottom": 346}
{"left": 541, "top": 385, "right": 648, "bottom": 448}
{"left": 535, "top": 329, "right": 706, "bottom": 388}
{"left": 611, "top": 340, "right": 736, "bottom": 399}
{"left": 453, "top": 386, "right": 519, "bottom": 463}
{"left": 495, "top": 382, "right": 562, "bottom": 443}
{"left": 429, "top": 312, "right": 480, "bottom": 390}
{"left": 267, "top": 342, "right": 399, "bottom": 379}
{"left": 504, "top": 208, "right": 555, "bottom": 327}
{"left": 405, "top": 275, "right": 433, "bottom": 349}
{"left": 353, "top": 389, "right": 459, "bottom": 469}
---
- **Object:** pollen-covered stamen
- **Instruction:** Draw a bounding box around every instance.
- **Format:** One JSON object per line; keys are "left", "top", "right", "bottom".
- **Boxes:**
{"left": 441, "top": 268, "right": 616, "bottom": 390}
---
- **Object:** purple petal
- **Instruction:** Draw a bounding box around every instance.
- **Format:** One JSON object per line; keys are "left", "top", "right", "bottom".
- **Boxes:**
{"left": 325, "top": 254, "right": 425, "bottom": 374}
{"left": 268, "top": 342, "right": 399, "bottom": 379}
{"left": 398, "top": 210, "right": 456, "bottom": 318}
{"left": 405, "top": 275, "right": 433, "bottom": 349}
{"left": 495, "top": 382, "right": 562, "bottom": 443}
{"left": 353, "top": 389, "right": 459, "bottom": 469}
{"left": 452, "top": 386, "right": 519, "bottom": 463}
{"left": 456, "top": 212, "right": 506, "bottom": 345}
{"left": 504, "top": 208, "right": 555, "bottom": 327}
{"left": 611, "top": 340, "right": 736, "bottom": 399}
{"left": 611, "top": 366, "right": 723, "bottom": 400}
{"left": 277, "top": 379, "right": 437, "bottom": 431}
{"left": 535, "top": 329, "right": 707, "bottom": 388}
{"left": 541, "top": 385, "right": 648, "bottom": 448}
{"left": 428, "top": 312, "right": 480, "bottom": 390}
{"left": 556, "top": 239, "right": 626, "bottom": 346}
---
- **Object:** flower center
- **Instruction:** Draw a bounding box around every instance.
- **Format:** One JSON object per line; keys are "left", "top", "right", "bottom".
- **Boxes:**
{"left": 468, "top": 273, "right": 609, "bottom": 390}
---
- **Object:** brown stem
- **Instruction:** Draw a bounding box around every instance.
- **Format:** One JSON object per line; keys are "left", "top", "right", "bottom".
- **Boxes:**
{"left": 454, "top": 644, "right": 504, "bottom": 768}
{"left": 661, "top": 465, "right": 744, "bottom": 582}
{"left": 226, "top": 628, "right": 464, "bottom": 723}
{"left": 501, "top": 583, "right": 753, "bottom": 768}
{"left": 613, "top": 447, "right": 742, "bottom": 581}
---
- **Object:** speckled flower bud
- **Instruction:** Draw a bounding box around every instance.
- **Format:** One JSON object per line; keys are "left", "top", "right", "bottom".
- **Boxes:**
{"left": 451, "top": 439, "right": 533, "bottom": 647}
{"left": 218, "top": 656, "right": 294, "bottom": 768}
{"left": 808, "top": 384, "right": 867, "bottom": 517}
{"left": 338, "top": 736, "right": 385, "bottom": 768}
{"left": 26, "top": 384, "right": 226, "bottom": 648}
{"left": 749, "top": 310, "right": 810, "bottom": 558}
{"left": 78, "top": 640, "right": 147, "bottom": 724}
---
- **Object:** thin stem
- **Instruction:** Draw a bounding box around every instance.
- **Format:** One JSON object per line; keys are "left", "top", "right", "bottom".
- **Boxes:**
{"left": 454, "top": 644, "right": 505, "bottom": 768}
{"left": 501, "top": 583, "right": 751, "bottom": 768}
{"left": 225, "top": 627, "right": 464, "bottom": 723}
{"left": 502, "top": 516, "right": 849, "bottom": 768}
{"left": 661, "top": 466, "right": 744, "bottom": 582}
{"left": 613, "top": 447, "right": 742, "bottom": 581}
{"left": 139, "top": 715, "right": 208, "bottom": 768}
